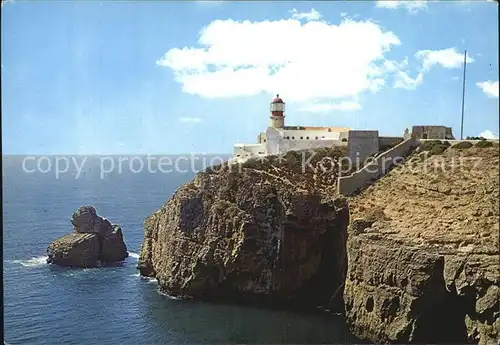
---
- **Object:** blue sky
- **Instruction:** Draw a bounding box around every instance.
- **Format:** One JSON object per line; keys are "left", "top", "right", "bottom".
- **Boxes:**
{"left": 2, "top": 0, "right": 498, "bottom": 154}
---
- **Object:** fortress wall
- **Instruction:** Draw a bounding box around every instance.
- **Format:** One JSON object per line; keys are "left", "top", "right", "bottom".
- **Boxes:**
{"left": 280, "top": 139, "right": 336, "bottom": 152}
{"left": 282, "top": 129, "right": 341, "bottom": 141}
{"left": 338, "top": 138, "right": 417, "bottom": 196}
{"left": 378, "top": 136, "right": 403, "bottom": 150}
{"left": 233, "top": 143, "right": 266, "bottom": 160}
{"left": 347, "top": 131, "right": 380, "bottom": 170}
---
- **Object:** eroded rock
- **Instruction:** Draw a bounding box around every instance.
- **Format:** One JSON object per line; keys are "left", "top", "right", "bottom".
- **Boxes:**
{"left": 139, "top": 149, "right": 349, "bottom": 308}
{"left": 47, "top": 206, "right": 128, "bottom": 268}
{"left": 47, "top": 233, "right": 100, "bottom": 268}
{"left": 346, "top": 146, "right": 500, "bottom": 344}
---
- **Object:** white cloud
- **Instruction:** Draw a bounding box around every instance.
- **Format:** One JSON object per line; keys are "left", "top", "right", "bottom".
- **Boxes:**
{"left": 157, "top": 17, "right": 410, "bottom": 104}
{"left": 289, "top": 8, "right": 322, "bottom": 21}
{"left": 394, "top": 71, "right": 424, "bottom": 90}
{"left": 415, "top": 47, "right": 474, "bottom": 71}
{"left": 476, "top": 80, "right": 499, "bottom": 98}
{"left": 157, "top": 16, "right": 475, "bottom": 107}
{"left": 479, "top": 130, "right": 499, "bottom": 139}
{"left": 179, "top": 117, "right": 203, "bottom": 123}
{"left": 298, "top": 101, "right": 362, "bottom": 113}
{"left": 376, "top": 0, "right": 427, "bottom": 13}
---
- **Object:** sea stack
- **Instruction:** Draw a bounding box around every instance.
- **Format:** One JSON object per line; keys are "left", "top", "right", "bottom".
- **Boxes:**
{"left": 47, "top": 205, "right": 129, "bottom": 268}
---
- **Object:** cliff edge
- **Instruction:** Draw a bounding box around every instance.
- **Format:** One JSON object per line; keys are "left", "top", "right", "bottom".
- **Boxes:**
{"left": 138, "top": 143, "right": 498, "bottom": 343}
{"left": 139, "top": 148, "right": 349, "bottom": 308}
{"left": 346, "top": 143, "right": 499, "bottom": 344}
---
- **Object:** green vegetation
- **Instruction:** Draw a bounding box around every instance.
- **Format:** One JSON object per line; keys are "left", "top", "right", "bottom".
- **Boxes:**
{"left": 419, "top": 140, "right": 443, "bottom": 151}
{"left": 451, "top": 141, "right": 473, "bottom": 150}
{"left": 475, "top": 140, "right": 493, "bottom": 148}
{"left": 241, "top": 157, "right": 266, "bottom": 170}
{"left": 429, "top": 144, "right": 449, "bottom": 156}
{"left": 419, "top": 140, "right": 449, "bottom": 156}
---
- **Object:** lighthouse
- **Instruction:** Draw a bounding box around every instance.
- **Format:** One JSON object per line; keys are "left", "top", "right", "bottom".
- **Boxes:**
{"left": 269, "top": 94, "right": 285, "bottom": 129}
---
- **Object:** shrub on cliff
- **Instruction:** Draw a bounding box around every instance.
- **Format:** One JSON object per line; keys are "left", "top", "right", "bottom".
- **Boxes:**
{"left": 241, "top": 157, "right": 266, "bottom": 170}
{"left": 420, "top": 140, "right": 442, "bottom": 151}
{"left": 429, "top": 144, "right": 449, "bottom": 156}
{"left": 475, "top": 140, "right": 493, "bottom": 148}
{"left": 451, "top": 141, "right": 473, "bottom": 150}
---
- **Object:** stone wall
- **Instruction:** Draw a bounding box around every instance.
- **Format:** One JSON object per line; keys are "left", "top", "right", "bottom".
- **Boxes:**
{"left": 233, "top": 143, "right": 266, "bottom": 161}
{"left": 347, "top": 131, "right": 380, "bottom": 170}
{"left": 280, "top": 139, "right": 338, "bottom": 152}
{"left": 338, "top": 138, "right": 417, "bottom": 196}
{"left": 412, "top": 126, "right": 454, "bottom": 139}
{"left": 378, "top": 136, "right": 403, "bottom": 151}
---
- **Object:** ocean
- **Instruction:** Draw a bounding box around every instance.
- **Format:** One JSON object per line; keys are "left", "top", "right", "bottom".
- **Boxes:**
{"left": 3, "top": 155, "right": 355, "bottom": 344}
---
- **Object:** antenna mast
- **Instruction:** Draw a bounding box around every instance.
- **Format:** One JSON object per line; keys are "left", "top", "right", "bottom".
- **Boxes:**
{"left": 460, "top": 49, "right": 467, "bottom": 140}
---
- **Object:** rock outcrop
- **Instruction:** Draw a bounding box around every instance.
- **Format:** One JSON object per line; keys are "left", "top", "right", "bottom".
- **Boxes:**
{"left": 138, "top": 143, "right": 499, "bottom": 343}
{"left": 139, "top": 148, "right": 349, "bottom": 308}
{"left": 47, "top": 206, "right": 128, "bottom": 268}
{"left": 346, "top": 145, "right": 500, "bottom": 344}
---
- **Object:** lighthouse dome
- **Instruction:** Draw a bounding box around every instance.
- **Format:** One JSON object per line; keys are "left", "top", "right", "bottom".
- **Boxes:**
{"left": 271, "top": 94, "right": 284, "bottom": 104}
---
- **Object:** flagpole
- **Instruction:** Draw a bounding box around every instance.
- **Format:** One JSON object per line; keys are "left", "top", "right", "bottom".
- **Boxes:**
{"left": 460, "top": 49, "right": 467, "bottom": 140}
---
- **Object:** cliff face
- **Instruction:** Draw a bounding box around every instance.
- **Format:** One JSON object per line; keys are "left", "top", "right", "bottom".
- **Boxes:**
{"left": 138, "top": 143, "right": 498, "bottom": 343}
{"left": 346, "top": 145, "right": 499, "bottom": 344}
{"left": 139, "top": 149, "right": 349, "bottom": 307}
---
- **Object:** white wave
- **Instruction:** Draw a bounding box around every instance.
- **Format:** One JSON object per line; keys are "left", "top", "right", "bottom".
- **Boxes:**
{"left": 139, "top": 276, "right": 157, "bottom": 284}
{"left": 158, "top": 290, "right": 182, "bottom": 300}
{"left": 130, "top": 272, "right": 141, "bottom": 278}
{"left": 11, "top": 256, "right": 47, "bottom": 267}
{"left": 128, "top": 252, "right": 140, "bottom": 259}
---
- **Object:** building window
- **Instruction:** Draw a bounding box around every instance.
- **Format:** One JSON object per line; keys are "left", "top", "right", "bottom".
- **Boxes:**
{"left": 264, "top": 139, "right": 266, "bottom": 142}
{"left": 292, "top": 136, "right": 295, "bottom": 139}
{"left": 306, "top": 136, "right": 309, "bottom": 140}
{"left": 322, "top": 136, "right": 325, "bottom": 138}
{"left": 300, "top": 136, "right": 303, "bottom": 140}
{"left": 315, "top": 136, "right": 318, "bottom": 140}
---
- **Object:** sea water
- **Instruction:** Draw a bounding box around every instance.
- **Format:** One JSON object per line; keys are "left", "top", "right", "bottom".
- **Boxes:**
{"left": 3, "top": 155, "right": 356, "bottom": 344}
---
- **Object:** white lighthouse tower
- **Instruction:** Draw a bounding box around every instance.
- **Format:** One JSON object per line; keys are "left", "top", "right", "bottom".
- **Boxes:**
{"left": 269, "top": 94, "right": 285, "bottom": 129}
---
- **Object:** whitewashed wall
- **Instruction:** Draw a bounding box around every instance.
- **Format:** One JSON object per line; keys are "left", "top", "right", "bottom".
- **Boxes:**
{"left": 233, "top": 143, "right": 266, "bottom": 160}
{"left": 279, "top": 139, "right": 336, "bottom": 152}
{"left": 281, "top": 130, "right": 341, "bottom": 141}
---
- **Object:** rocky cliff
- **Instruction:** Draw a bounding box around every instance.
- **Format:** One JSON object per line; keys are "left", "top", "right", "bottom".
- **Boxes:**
{"left": 47, "top": 206, "right": 129, "bottom": 268}
{"left": 138, "top": 143, "right": 499, "bottom": 343}
{"left": 139, "top": 148, "right": 349, "bottom": 308}
{"left": 346, "top": 144, "right": 499, "bottom": 344}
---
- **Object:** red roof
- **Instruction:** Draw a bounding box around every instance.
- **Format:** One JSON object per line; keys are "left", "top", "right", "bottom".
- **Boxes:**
{"left": 271, "top": 94, "right": 284, "bottom": 103}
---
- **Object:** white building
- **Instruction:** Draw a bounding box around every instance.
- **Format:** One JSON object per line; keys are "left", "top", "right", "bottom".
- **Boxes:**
{"left": 233, "top": 95, "right": 350, "bottom": 162}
